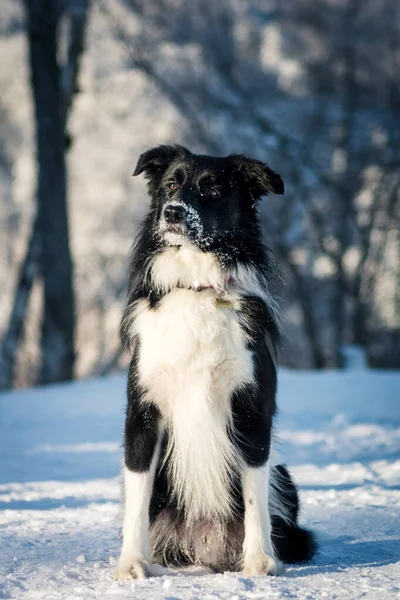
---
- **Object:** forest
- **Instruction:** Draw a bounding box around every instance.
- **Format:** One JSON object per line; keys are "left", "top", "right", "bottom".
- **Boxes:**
{"left": 0, "top": 0, "right": 399, "bottom": 389}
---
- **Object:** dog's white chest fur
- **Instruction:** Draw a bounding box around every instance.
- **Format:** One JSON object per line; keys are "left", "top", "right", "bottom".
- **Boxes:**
{"left": 133, "top": 262, "right": 255, "bottom": 520}
{"left": 135, "top": 288, "right": 254, "bottom": 398}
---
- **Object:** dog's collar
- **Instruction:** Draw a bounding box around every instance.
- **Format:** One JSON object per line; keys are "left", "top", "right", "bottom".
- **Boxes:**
{"left": 191, "top": 276, "right": 233, "bottom": 292}
{"left": 191, "top": 277, "right": 234, "bottom": 309}
{"left": 192, "top": 281, "right": 213, "bottom": 292}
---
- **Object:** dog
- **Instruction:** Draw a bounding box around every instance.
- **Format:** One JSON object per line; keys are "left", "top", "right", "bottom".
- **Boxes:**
{"left": 116, "top": 145, "right": 317, "bottom": 580}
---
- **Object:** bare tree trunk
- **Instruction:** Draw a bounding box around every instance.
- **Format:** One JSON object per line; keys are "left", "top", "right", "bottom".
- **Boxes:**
{"left": 0, "top": 0, "right": 90, "bottom": 389}
{"left": 0, "top": 215, "right": 40, "bottom": 389}
{"left": 25, "top": 0, "right": 75, "bottom": 384}
{"left": 276, "top": 248, "right": 326, "bottom": 369}
{"left": 329, "top": 0, "right": 360, "bottom": 367}
{"left": 61, "top": 0, "right": 90, "bottom": 132}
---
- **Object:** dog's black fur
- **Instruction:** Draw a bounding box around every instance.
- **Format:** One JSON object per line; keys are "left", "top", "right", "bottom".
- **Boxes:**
{"left": 118, "top": 145, "right": 317, "bottom": 577}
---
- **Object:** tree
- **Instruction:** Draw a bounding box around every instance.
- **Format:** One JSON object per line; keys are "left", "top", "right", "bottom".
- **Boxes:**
{"left": 0, "top": 0, "right": 90, "bottom": 388}
{"left": 101, "top": 0, "right": 400, "bottom": 368}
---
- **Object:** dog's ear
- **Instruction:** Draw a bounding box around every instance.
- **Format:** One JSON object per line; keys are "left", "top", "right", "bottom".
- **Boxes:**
{"left": 133, "top": 145, "right": 189, "bottom": 189}
{"left": 230, "top": 155, "right": 284, "bottom": 200}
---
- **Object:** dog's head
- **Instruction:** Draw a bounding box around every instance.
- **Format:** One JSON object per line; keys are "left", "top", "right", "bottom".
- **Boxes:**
{"left": 133, "top": 145, "right": 283, "bottom": 255}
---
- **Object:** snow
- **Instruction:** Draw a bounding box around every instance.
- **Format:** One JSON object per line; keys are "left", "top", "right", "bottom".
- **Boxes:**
{"left": 0, "top": 370, "right": 399, "bottom": 599}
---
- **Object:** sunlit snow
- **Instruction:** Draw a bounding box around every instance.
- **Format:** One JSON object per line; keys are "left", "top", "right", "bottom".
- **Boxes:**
{"left": 0, "top": 370, "right": 399, "bottom": 599}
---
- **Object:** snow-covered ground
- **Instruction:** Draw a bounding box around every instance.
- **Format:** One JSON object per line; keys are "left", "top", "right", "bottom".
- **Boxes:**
{"left": 0, "top": 370, "right": 399, "bottom": 599}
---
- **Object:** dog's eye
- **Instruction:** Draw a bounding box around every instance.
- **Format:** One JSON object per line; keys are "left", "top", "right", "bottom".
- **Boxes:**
{"left": 168, "top": 181, "right": 180, "bottom": 191}
{"left": 206, "top": 188, "right": 221, "bottom": 199}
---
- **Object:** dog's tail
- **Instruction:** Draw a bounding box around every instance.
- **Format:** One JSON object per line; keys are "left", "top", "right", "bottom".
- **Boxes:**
{"left": 270, "top": 464, "right": 318, "bottom": 563}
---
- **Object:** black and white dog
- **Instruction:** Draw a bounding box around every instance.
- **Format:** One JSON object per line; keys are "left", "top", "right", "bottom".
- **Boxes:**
{"left": 116, "top": 145, "right": 316, "bottom": 580}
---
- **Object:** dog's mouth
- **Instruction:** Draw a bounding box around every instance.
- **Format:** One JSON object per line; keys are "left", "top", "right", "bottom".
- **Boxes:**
{"left": 163, "top": 223, "right": 186, "bottom": 235}
{"left": 159, "top": 221, "right": 191, "bottom": 247}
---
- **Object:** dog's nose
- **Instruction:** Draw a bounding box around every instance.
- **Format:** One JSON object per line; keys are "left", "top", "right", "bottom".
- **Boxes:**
{"left": 164, "top": 204, "right": 186, "bottom": 224}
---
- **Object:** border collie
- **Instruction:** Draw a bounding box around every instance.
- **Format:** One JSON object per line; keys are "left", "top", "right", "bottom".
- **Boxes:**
{"left": 116, "top": 145, "right": 316, "bottom": 580}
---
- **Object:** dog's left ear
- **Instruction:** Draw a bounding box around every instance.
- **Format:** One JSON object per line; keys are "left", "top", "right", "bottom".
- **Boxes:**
{"left": 231, "top": 155, "right": 284, "bottom": 200}
{"left": 133, "top": 145, "right": 189, "bottom": 184}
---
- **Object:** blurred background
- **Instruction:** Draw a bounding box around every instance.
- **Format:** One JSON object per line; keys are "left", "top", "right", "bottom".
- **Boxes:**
{"left": 0, "top": 0, "right": 399, "bottom": 390}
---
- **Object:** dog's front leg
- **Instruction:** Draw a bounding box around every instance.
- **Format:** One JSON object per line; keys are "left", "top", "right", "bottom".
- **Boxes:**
{"left": 116, "top": 395, "right": 162, "bottom": 581}
{"left": 241, "top": 461, "right": 282, "bottom": 576}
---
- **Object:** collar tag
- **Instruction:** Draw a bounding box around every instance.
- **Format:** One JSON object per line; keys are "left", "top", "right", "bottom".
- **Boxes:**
{"left": 215, "top": 298, "right": 233, "bottom": 310}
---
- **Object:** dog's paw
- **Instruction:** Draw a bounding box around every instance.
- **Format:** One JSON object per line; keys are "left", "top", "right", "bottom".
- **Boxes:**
{"left": 242, "top": 553, "right": 283, "bottom": 576}
{"left": 115, "top": 556, "right": 148, "bottom": 580}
